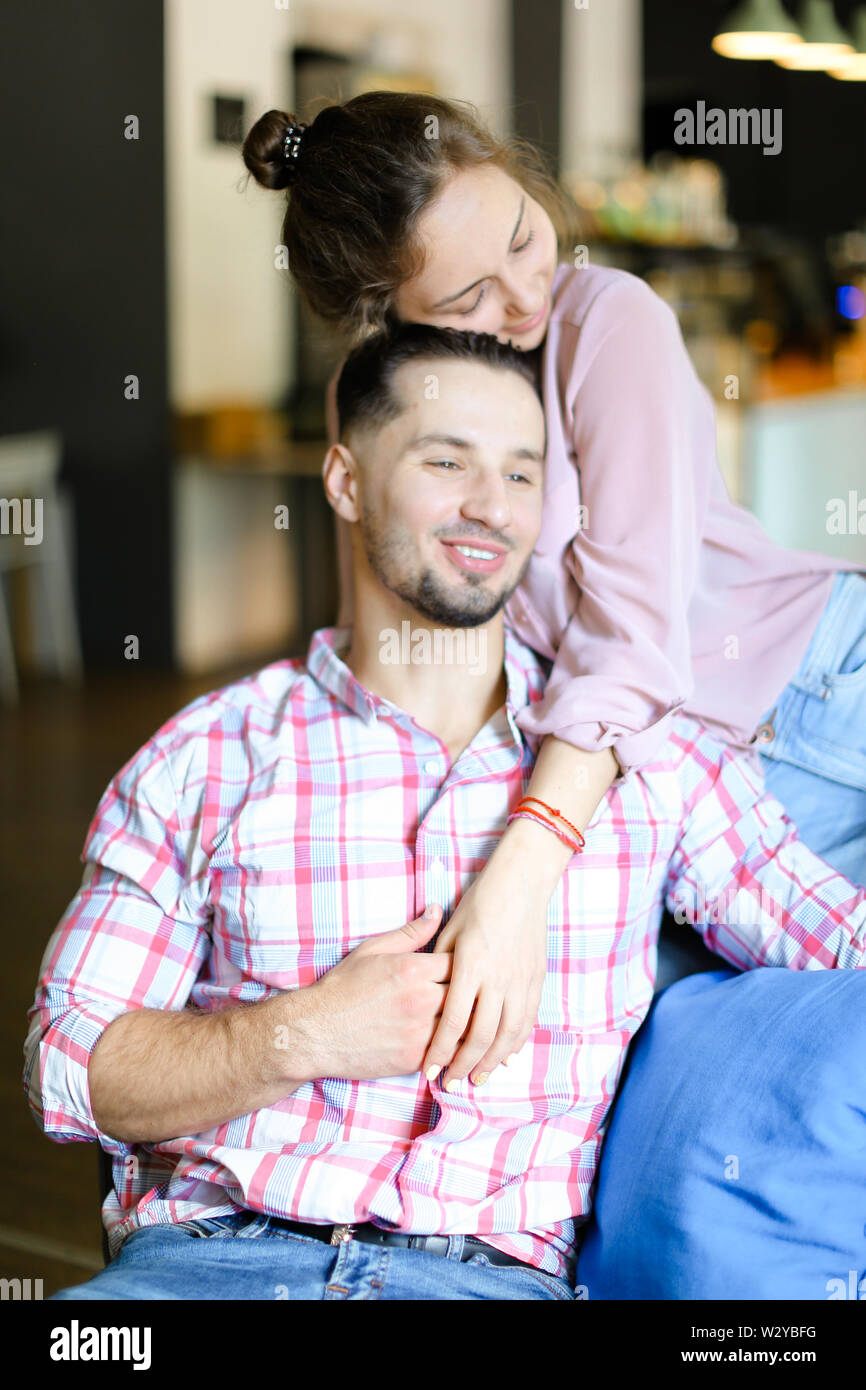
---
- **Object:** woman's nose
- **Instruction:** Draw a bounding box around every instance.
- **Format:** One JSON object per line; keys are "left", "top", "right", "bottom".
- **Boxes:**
{"left": 503, "top": 283, "right": 538, "bottom": 320}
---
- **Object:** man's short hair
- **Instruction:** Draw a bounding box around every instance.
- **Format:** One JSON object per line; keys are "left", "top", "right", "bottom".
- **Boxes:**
{"left": 335, "top": 321, "right": 543, "bottom": 442}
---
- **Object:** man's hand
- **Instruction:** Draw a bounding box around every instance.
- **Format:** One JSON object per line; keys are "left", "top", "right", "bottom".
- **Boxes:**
{"left": 421, "top": 870, "right": 548, "bottom": 1090}
{"left": 303, "top": 904, "right": 452, "bottom": 1081}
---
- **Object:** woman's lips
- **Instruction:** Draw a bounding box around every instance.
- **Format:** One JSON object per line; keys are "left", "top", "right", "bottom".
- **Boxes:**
{"left": 440, "top": 539, "right": 508, "bottom": 574}
{"left": 508, "top": 298, "right": 549, "bottom": 334}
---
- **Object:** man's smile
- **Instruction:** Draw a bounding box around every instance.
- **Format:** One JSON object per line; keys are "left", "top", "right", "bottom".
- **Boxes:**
{"left": 439, "top": 538, "right": 509, "bottom": 574}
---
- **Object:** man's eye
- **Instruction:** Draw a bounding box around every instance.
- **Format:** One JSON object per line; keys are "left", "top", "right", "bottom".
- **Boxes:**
{"left": 428, "top": 459, "right": 460, "bottom": 469}
{"left": 507, "top": 473, "right": 531, "bottom": 484}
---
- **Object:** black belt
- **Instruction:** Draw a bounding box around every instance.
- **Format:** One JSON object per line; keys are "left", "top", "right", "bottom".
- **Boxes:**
{"left": 269, "top": 1215, "right": 535, "bottom": 1271}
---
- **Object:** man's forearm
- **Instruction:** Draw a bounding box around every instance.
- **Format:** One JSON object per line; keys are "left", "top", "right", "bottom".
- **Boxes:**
{"left": 89, "top": 989, "right": 319, "bottom": 1143}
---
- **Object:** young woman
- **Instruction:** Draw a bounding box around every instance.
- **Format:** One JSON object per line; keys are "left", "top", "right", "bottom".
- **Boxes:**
{"left": 242, "top": 91, "right": 866, "bottom": 1089}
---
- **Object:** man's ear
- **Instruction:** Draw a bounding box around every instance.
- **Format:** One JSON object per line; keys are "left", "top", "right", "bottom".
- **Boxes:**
{"left": 322, "top": 443, "right": 361, "bottom": 523}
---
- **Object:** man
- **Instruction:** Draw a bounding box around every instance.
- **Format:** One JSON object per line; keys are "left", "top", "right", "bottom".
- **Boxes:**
{"left": 25, "top": 324, "right": 866, "bottom": 1302}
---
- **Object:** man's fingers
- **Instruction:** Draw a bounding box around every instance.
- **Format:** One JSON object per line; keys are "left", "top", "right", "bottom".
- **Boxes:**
{"left": 439, "top": 990, "right": 504, "bottom": 1088}
{"left": 372, "top": 904, "right": 442, "bottom": 955}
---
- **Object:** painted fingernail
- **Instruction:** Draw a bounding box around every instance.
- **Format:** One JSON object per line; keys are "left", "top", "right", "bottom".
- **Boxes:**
{"left": 444, "top": 1079, "right": 460, "bottom": 1093}
{"left": 474, "top": 1072, "right": 489, "bottom": 1086}
{"left": 425, "top": 1065, "right": 441, "bottom": 1081}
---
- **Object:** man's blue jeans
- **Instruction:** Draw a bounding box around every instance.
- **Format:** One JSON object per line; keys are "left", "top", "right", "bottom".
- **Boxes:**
{"left": 50, "top": 1213, "right": 577, "bottom": 1301}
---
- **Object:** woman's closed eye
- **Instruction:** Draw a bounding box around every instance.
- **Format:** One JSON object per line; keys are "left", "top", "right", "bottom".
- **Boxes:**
{"left": 457, "top": 288, "right": 487, "bottom": 318}
{"left": 455, "top": 229, "right": 537, "bottom": 317}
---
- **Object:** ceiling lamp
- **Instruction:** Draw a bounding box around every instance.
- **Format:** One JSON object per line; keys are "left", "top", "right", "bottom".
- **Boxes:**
{"left": 775, "top": 0, "right": 853, "bottom": 68}
{"left": 829, "top": 5, "right": 866, "bottom": 77}
{"left": 712, "top": 0, "right": 804, "bottom": 58}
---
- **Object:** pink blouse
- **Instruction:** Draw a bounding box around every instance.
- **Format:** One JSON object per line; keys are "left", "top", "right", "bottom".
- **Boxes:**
{"left": 511, "top": 262, "right": 861, "bottom": 783}
{"left": 326, "top": 261, "right": 863, "bottom": 780}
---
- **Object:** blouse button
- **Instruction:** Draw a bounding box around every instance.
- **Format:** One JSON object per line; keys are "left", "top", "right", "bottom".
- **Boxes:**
{"left": 755, "top": 722, "right": 775, "bottom": 744}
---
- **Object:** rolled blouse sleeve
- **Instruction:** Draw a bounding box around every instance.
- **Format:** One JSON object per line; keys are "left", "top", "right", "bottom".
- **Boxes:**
{"left": 515, "top": 274, "right": 713, "bottom": 780}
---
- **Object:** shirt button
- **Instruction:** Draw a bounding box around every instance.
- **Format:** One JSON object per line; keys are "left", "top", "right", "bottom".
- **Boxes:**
{"left": 755, "top": 722, "right": 775, "bottom": 744}
{"left": 424, "top": 759, "right": 439, "bottom": 775}
{"left": 430, "top": 858, "right": 445, "bottom": 874}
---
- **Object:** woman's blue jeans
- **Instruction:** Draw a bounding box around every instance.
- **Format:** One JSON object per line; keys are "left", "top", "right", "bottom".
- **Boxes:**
{"left": 757, "top": 570, "right": 866, "bottom": 886}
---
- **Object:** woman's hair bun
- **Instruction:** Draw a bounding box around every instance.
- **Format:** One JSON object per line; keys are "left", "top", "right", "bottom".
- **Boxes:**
{"left": 242, "top": 109, "right": 306, "bottom": 191}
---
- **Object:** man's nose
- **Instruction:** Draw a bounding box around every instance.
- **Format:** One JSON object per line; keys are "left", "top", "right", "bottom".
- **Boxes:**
{"left": 459, "top": 474, "right": 511, "bottom": 530}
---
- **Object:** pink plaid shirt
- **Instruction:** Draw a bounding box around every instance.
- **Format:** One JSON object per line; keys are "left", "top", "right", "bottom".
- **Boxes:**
{"left": 23, "top": 626, "right": 866, "bottom": 1276}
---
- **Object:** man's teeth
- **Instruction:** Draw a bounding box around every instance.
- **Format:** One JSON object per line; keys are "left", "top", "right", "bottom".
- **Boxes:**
{"left": 454, "top": 545, "right": 499, "bottom": 560}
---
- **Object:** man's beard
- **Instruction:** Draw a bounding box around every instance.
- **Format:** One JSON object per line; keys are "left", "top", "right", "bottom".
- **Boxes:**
{"left": 358, "top": 505, "right": 526, "bottom": 629}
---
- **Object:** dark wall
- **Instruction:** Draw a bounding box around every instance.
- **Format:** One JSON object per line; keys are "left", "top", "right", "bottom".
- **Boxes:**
{"left": 644, "top": 0, "right": 866, "bottom": 237}
{"left": 0, "top": 0, "right": 173, "bottom": 668}
{"left": 511, "top": 0, "right": 562, "bottom": 173}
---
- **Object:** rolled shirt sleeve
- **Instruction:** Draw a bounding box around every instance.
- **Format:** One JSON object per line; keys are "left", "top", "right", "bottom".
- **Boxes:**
{"left": 22, "top": 735, "right": 212, "bottom": 1148}
{"left": 515, "top": 275, "right": 714, "bottom": 780}
{"left": 664, "top": 720, "right": 866, "bottom": 971}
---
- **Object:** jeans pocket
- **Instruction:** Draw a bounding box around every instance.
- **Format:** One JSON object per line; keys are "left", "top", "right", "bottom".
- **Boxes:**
{"left": 468, "top": 1252, "right": 574, "bottom": 1301}
{"left": 774, "top": 577, "right": 866, "bottom": 789}
{"left": 795, "top": 671, "right": 866, "bottom": 789}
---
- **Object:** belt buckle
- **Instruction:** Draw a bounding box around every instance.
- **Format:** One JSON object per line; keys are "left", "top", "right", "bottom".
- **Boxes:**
{"left": 330, "top": 1223, "right": 356, "bottom": 1245}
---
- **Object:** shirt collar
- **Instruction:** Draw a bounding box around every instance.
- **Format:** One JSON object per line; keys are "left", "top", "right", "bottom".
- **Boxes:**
{"left": 305, "top": 624, "right": 546, "bottom": 752}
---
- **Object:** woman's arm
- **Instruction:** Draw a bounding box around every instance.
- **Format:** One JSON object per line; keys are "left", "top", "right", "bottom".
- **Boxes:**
{"left": 425, "top": 274, "right": 712, "bottom": 1087}
{"left": 516, "top": 272, "right": 711, "bottom": 774}
{"left": 423, "top": 739, "right": 617, "bottom": 1089}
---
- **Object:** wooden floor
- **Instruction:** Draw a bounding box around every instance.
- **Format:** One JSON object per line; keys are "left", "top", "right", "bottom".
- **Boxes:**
{"left": 0, "top": 653, "right": 290, "bottom": 1296}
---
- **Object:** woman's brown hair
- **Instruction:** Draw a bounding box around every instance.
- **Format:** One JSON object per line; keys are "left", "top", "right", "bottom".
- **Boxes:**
{"left": 242, "top": 91, "right": 578, "bottom": 344}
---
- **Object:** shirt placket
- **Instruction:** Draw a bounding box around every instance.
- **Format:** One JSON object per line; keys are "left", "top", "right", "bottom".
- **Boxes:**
{"left": 399, "top": 724, "right": 528, "bottom": 1201}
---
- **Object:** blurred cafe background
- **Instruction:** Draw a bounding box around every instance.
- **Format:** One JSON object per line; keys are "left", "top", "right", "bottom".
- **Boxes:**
{"left": 1, "top": 0, "right": 865, "bottom": 1290}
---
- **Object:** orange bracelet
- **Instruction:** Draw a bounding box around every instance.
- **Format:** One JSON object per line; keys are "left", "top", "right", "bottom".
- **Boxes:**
{"left": 512, "top": 796, "right": 586, "bottom": 850}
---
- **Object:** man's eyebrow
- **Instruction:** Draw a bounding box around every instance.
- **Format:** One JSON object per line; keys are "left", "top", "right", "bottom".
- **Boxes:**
{"left": 405, "top": 432, "right": 474, "bottom": 452}
{"left": 405, "top": 431, "right": 544, "bottom": 464}
{"left": 430, "top": 197, "right": 526, "bottom": 310}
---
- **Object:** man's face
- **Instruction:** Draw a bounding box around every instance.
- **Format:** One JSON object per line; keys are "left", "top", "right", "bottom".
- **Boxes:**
{"left": 349, "top": 357, "right": 546, "bottom": 627}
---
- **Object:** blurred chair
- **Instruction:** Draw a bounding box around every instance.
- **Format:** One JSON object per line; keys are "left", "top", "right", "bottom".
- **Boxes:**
{"left": 0, "top": 430, "right": 82, "bottom": 703}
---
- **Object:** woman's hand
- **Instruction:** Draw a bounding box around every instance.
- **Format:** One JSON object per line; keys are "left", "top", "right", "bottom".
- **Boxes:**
{"left": 421, "top": 860, "right": 550, "bottom": 1089}
{"left": 419, "top": 740, "right": 619, "bottom": 1089}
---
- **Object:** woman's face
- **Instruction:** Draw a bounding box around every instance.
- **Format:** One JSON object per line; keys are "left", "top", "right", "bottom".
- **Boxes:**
{"left": 392, "top": 164, "right": 560, "bottom": 351}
